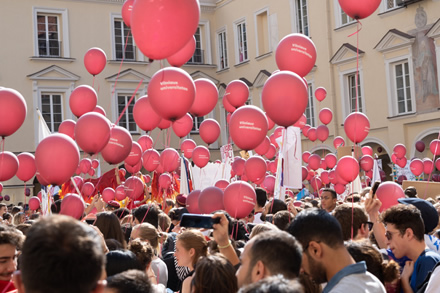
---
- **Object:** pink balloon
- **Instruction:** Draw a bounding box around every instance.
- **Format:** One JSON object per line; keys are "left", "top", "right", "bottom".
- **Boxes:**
{"left": 325, "top": 153, "right": 337, "bottom": 169}
{"left": 148, "top": 67, "right": 196, "bottom": 121}
{"left": 198, "top": 187, "right": 224, "bottom": 214}
{"left": 376, "top": 182, "right": 404, "bottom": 212}
{"left": 158, "top": 119, "right": 172, "bottom": 130}
{"left": 69, "top": 85, "right": 97, "bottom": 118}
{"left": 0, "top": 152, "right": 19, "bottom": 182}
{"left": 334, "top": 184, "right": 346, "bottom": 195}
{"left": 319, "top": 108, "right": 332, "bottom": 125}
{"left": 362, "top": 146, "right": 373, "bottom": 156}
{"left": 125, "top": 159, "right": 142, "bottom": 174}
{"left": 302, "top": 151, "right": 311, "bottom": 163}
{"left": 262, "top": 71, "right": 308, "bottom": 127}
{"left": 302, "top": 125, "right": 311, "bottom": 137}
{"left": 29, "top": 197, "right": 41, "bottom": 211}
{"left": 58, "top": 119, "right": 76, "bottom": 140}
{"left": 316, "top": 125, "right": 329, "bottom": 142}
{"left": 293, "top": 114, "right": 307, "bottom": 129}
{"left": 225, "top": 80, "right": 249, "bottom": 107}
{"left": 338, "top": 0, "right": 381, "bottom": 20}
{"left": 222, "top": 96, "right": 236, "bottom": 113}
{"left": 199, "top": 119, "right": 220, "bottom": 145}
{"left": 75, "top": 112, "right": 111, "bottom": 155}
{"left": 35, "top": 134, "right": 80, "bottom": 186}
{"left": 88, "top": 168, "right": 95, "bottom": 177}
{"left": 121, "top": 0, "right": 134, "bottom": 26}
{"left": 424, "top": 158, "right": 434, "bottom": 174}
{"left": 190, "top": 79, "right": 219, "bottom": 117}
{"left": 223, "top": 181, "right": 256, "bottom": 219}
{"left": 391, "top": 153, "right": 397, "bottom": 164}
{"left": 229, "top": 105, "right": 268, "bottom": 151}
{"left": 81, "top": 182, "right": 95, "bottom": 198}
{"left": 101, "top": 126, "right": 132, "bottom": 165}
{"left": 70, "top": 176, "right": 84, "bottom": 192}
{"left": 393, "top": 144, "right": 406, "bottom": 159}
{"left": 268, "top": 160, "right": 277, "bottom": 174}
{"left": 142, "top": 149, "right": 160, "bottom": 172}
{"left": 308, "top": 154, "right": 321, "bottom": 171}
{"left": 396, "top": 157, "right": 407, "bottom": 169}
{"left": 310, "top": 176, "right": 322, "bottom": 191}
{"left": 102, "top": 187, "right": 115, "bottom": 203}
{"left": 138, "top": 135, "right": 154, "bottom": 152}
{"left": 360, "top": 155, "right": 373, "bottom": 172}
{"left": 307, "top": 127, "right": 317, "bottom": 142}
{"left": 16, "top": 152, "right": 36, "bottom": 182}
{"left": 80, "top": 158, "right": 92, "bottom": 174}
{"left": 410, "top": 159, "right": 424, "bottom": 176}
{"left": 254, "top": 136, "right": 270, "bottom": 156}
{"left": 262, "top": 175, "right": 276, "bottom": 194}
{"left": 265, "top": 144, "right": 276, "bottom": 160}
{"left": 275, "top": 34, "right": 317, "bottom": 77}
{"left": 436, "top": 158, "right": 440, "bottom": 171}
{"left": 91, "top": 160, "right": 99, "bottom": 170}
{"left": 133, "top": 96, "right": 162, "bottom": 131}
{"left": 320, "top": 159, "right": 327, "bottom": 170}
{"left": 344, "top": 112, "right": 370, "bottom": 144}
{"left": 274, "top": 126, "right": 284, "bottom": 141}
{"left": 226, "top": 113, "right": 232, "bottom": 124}
{"left": 124, "top": 176, "right": 144, "bottom": 200}
{"left": 245, "top": 156, "right": 267, "bottom": 183}
{"left": 321, "top": 170, "right": 330, "bottom": 185}
{"left": 214, "top": 179, "right": 229, "bottom": 191}
{"left": 302, "top": 166, "right": 308, "bottom": 181}
{"left": 186, "top": 190, "right": 201, "bottom": 214}
{"left": 0, "top": 184, "right": 2, "bottom": 193}
{"left": 336, "top": 156, "right": 360, "bottom": 183}
{"left": 266, "top": 114, "right": 275, "bottom": 130}
{"left": 84, "top": 47, "right": 106, "bottom": 76}
{"left": 397, "top": 175, "right": 407, "bottom": 185}
{"left": 415, "top": 141, "right": 425, "bottom": 152}
{"left": 192, "top": 146, "right": 210, "bottom": 168}
{"left": 181, "top": 139, "right": 196, "bottom": 159}
{"left": 60, "top": 194, "right": 85, "bottom": 220}
{"left": 329, "top": 170, "right": 338, "bottom": 185}
{"left": 167, "top": 36, "right": 196, "bottom": 67}
{"left": 124, "top": 142, "right": 142, "bottom": 166}
{"left": 131, "top": 0, "right": 199, "bottom": 60}
{"left": 430, "top": 139, "right": 440, "bottom": 156}
{"left": 270, "top": 133, "right": 279, "bottom": 149}
{"left": 307, "top": 170, "right": 314, "bottom": 182}
{"left": 0, "top": 88, "right": 27, "bottom": 137}
{"left": 93, "top": 105, "right": 106, "bottom": 117}
{"left": 315, "top": 87, "right": 327, "bottom": 102}
{"left": 232, "top": 158, "right": 246, "bottom": 176}
{"left": 160, "top": 148, "right": 180, "bottom": 172}
{"left": 143, "top": 174, "right": 151, "bottom": 184}
{"left": 115, "top": 185, "right": 126, "bottom": 201}
{"left": 36, "top": 171, "right": 50, "bottom": 186}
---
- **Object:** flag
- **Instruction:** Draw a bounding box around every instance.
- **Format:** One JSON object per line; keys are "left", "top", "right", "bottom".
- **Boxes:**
{"left": 282, "top": 126, "right": 302, "bottom": 189}
{"left": 372, "top": 157, "right": 381, "bottom": 183}
{"left": 180, "top": 156, "right": 190, "bottom": 195}
{"left": 36, "top": 108, "right": 51, "bottom": 143}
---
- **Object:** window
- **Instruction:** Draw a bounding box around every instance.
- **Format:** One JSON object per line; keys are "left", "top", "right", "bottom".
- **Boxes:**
{"left": 114, "top": 19, "right": 136, "bottom": 61}
{"left": 187, "top": 27, "right": 204, "bottom": 64}
{"left": 118, "top": 94, "right": 137, "bottom": 132}
{"left": 305, "top": 84, "right": 315, "bottom": 127}
{"left": 296, "top": 0, "right": 309, "bottom": 35}
{"left": 347, "top": 73, "right": 363, "bottom": 113}
{"left": 255, "top": 9, "right": 270, "bottom": 56}
{"left": 192, "top": 116, "right": 204, "bottom": 132}
{"left": 394, "top": 61, "right": 413, "bottom": 114}
{"left": 218, "top": 30, "right": 228, "bottom": 70}
{"left": 41, "top": 93, "right": 62, "bottom": 132}
{"left": 235, "top": 20, "right": 248, "bottom": 63}
{"left": 385, "top": 0, "right": 398, "bottom": 10}
{"left": 340, "top": 9, "right": 355, "bottom": 26}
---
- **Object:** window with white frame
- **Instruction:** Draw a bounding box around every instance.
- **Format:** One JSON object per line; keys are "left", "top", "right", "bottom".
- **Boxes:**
{"left": 188, "top": 27, "right": 203, "bottom": 64}
{"left": 385, "top": 0, "right": 398, "bottom": 10}
{"left": 117, "top": 94, "right": 137, "bottom": 133}
{"left": 347, "top": 73, "right": 363, "bottom": 113}
{"left": 305, "top": 84, "right": 316, "bottom": 127}
{"left": 191, "top": 116, "right": 204, "bottom": 132}
{"left": 296, "top": 0, "right": 309, "bottom": 36}
{"left": 114, "top": 19, "right": 136, "bottom": 61}
{"left": 235, "top": 20, "right": 248, "bottom": 63}
{"left": 255, "top": 9, "right": 270, "bottom": 56}
{"left": 393, "top": 61, "right": 413, "bottom": 114}
{"left": 218, "top": 30, "right": 228, "bottom": 70}
{"left": 41, "top": 93, "right": 63, "bottom": 132}
{"left": 340, "top": 9, "right": 355, "bottom": 26}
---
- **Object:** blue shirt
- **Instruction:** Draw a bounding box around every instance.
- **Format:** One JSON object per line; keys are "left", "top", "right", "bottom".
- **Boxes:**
{"left": 410, "top": 249, "right": 440, "bottom": 292}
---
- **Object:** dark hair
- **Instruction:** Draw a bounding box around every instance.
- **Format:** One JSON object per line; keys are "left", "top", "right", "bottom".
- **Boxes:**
{"left": 381, "top": 204, "right": 425, "bottom": 241}
{"left": 0, "top": 203, "right": 7, "bottom": 210}
{"left": 404, "top": 187, "right": 417, "bottom": 198}
{"left": 238, "top": 274, "right": 304, "bottom": 293}
{"left": 0, "top": 225, "right": 24, "bottom": 248}
{"left": 333, "top": 204, "right": 368, "bottom": 240}
{"left": 273, "top": 210, "right": 295, "bottom": 231}
{"left": 94, "top": 212, "right": 127, "bottom": 248}
{"left": 192, "top": 254, "right": 238, "bottom": 293}
{"left": 345, "top": 193, "right": 361, "bottom": 203}
{"left": 106, "top": 270, "right": 153, "bottom": 293}
{"left": 321, "top": 188, "right": 337, "bottom": 199}
{"left": 50, "top": 199, "right": 62, "bottom": 214}
{"left": 15, "top": 223, "right": 32, "bottom": 236}
{"left": 230, "top": 219, "right": 249, "bottom": 241}
{"left": 20, "top": 215, "right": 105, "bottom": 293}
{"left": 129, "top": 239, "right": 155, "bottom": 271}
{"left": 267, "top": 199, "right": 287, "bottom": 215}
{"left": 133, "top": 204, "right": 160, "bottom": 228}
{"left": 168, "top": 207, "right": 185, "bottom": 221}
{"left": 255, "top": 188, "right": 267, "bottom": 208}
{"left": 11, "top": 206, "right": 22, "bottom": 215}
{"left": 113, "top": 208, "right": 131, "bottom": 219}
{"left": 106, "top": 250, "right": 143, "bottom": 277}
{"left": 287, "top": 208, "right": 344, "bottom": 249}
{"left": 249, "top": 231, "right": 302, "bottom": 279}
{"left": 106, "top": 238, "right": 124, "bottom": 251}
{"left": 2, "top": 213, "right": 12, "bottom": 221}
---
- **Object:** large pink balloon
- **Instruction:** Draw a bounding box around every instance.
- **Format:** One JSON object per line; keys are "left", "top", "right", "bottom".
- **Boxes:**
{"left": 344, "top": 112, "right": 370, "bottom": 144}
{"left": 393, "top": 144, "right": 406, "bottom": 159}
{"left": 308, "top": 154, "right": 321, "bottom": 171}
{"left": 181, "top": 139, "right": 196, "bottom": 159}
{"left": 315, "top": 87, "right": 327, "bottom": 102}
{"left": 262, "top": 71, "right": 308, "bottom": 127}
{"left": 245, "top": 156, "right": 267, "bottom": 183}
{"left": 334, "top": 184, "right": 346, "bottom": 195}
{"left": 124, "top": 142, "right": 142, "bottom": 167}
{"left": 172, "top": 113, "right": 194, "bottom": 138}
{"left": 266, "top": 114, "right": 276, "bottom": 130}
{"left": 138, "top": 135, "right": 153, "bottom": 152}
{"left": 410, "top": 159, "right": 424, "bottom": 176}
{"left": 275, "top": 34, "right": 317, "bottom": 77}
{"left": 69, "top": 85, "right": 97, "bottom": 118}
{"left": 232, "top": 158, "right": 246, "bottom": 176}
{"left": 338, "top": 0, "right": 381, "bottom": 20}
{"left": 160, "top": 148, "right": 180, "bottom": 172}
{"left": 262, "top": 175, "right": 276, "bottom": 194}
{"left": 333, "top": 136, "right": 346, "bottom": 148}
{"left": 148, "top": 67, "right": 196, "bottom": 121}
{"left": 186, "top": 190, "right": 201, "bottom": 214}
{"left": 430, "top": 139, "right": 440, "bottom": 156}
{"left": 115, "top": 185, "right": 126, "bottom": 201}
{"left": 60, "top": 194, "right": 85, "bottom": 220}
{"left": 396, "top": 157, "right": 407, "bottom": 169}
{"left": 316, "top": 125, "right": 329, "bottom": 142}
{"left": 102, "top": 187, "right": 115, "bottom": 203}
{"left": 167, "top": 36, "right": 196, "bottom": 67}
{"left": 0, "top": 88, "right": 27, "bottom": 137}
{"left": 199, "top": 119, "right": 220, "bottom": 145}
{"left": 131, "top": 0, "right": 199, "bottom": 60}
{"left": 158, "top": 119, "right": 172, "bottom": 130}
{"left": 265, "top": 144, "right": 276, "bottom": 160}
{"left": 225, "top": 80, "right": 249, "bottom": 107}
{"left": 319, "top": 108, "right": 333, "bottom": 125}
{"left": 84, "top": 47, "right": 107, "bottom": 76}
{"left": 310, "top": 176, "right": 322, "bottom": 191}
{"left": 0, "top": 152, "right": 19, "bottom": 182}
{"left": 190, "top": 79, "right": 219, "bottom": 117}
{"left": 121, "top": 0, "right": 134, "bottom": 27}
{"left": 142, "top": 149, "right": 160, "bottom": 172}
{"left": 320, "top": 159, "right": 328, "bottom": 170}
{"left": 222, "top": 96, "right": 236, "bottom": 113}
{"left": 16, "top": 152, "right": 36, "bottom": 182}
{"left": 29, "top": 197, "right": 41, "bottom": 211}
{"left": 302, "top": 151, "right": 311, "bottom": 163}
{"left": 362, "top": 146, "right": 373, "bottom": 156}
{"left": 101, "top": 126, "right": 132, "bottom": 165}
{"left": 215, "top": 179, "right": 229, "bottom": 191}
{"left": 424, "top": 158, "right": 434, "bottom": 174}
{"left": 254, "top": 136, "right": 270, "bottom": 156}
{"left": 223, "top": 181, "right": 256, "bottom": 219}
{"left": 159, "top": 173, "right": 172, "bottom": 190}
{"left": 198, "top": 187, "right": 224, "bottom": 214}
{"left": 360, "top": 155, "right": 373, "bottom": 172}
{"left": 325, "top": 153, "right": 337, "bottom": 169}
{"left": 58, "top": 119, "right": 76, "bottom": 140}
{"left": 125, "top": 176, "right": 144, "bottom": 200}
{"left": 35, "top": 134, "right": 80, "bottom": 186}
{"left": 192, "top": 146, "right": 210, "bottom": 168}
{"left": 415, "top": 141, "right": 425, "bottom": 152}
{"left": 133, "top": 96, "right": 162, "bottom": 132}
{"left": 336, "top": 156, "right": 360, "bottom": 183}
{"left": 81, "top": 182, "right": 95, "bottom": 198}
{"left": 75, "top": 112, "right": 111, "bottom": 155}
{"left": 376, "top": 182, "right": 404, "bottom": 212}
{"left": 321, "top": 170, "right": 330, "bottom": 185}
{"left": 229, "top": 106, "right": 268, "bottom": 151}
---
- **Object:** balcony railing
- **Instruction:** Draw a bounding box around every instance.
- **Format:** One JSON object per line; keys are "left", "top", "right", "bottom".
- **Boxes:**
{"left": 187, "top": 49, "right": 205, "bottom": 64}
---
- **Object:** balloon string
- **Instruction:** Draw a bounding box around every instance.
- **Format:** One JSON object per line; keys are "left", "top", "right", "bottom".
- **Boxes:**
{"left": 115, "top": 79, "right": 144, "bottom": 125}
{"left": 24, "top": 182, "right": 27, "bottom": 207}
{"left": 423, "top": 130, "right": 440, "bottom": 198}
{"left": 92, "top": 75, "right": 95, "bottom": 88}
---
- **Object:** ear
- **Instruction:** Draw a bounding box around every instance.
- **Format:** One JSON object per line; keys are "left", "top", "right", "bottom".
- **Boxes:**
{"left": 404, "top": 228, "right": 415, "bottom": 240}
{"left": 13, "top": 271, "right": 26, "bottom": 293}
{"left": 307, "top": 241, "right": 323, "bottom": 260}
{"left": 251, "top": 260, "right": 267, "bottom": 283}
{"left": 189, "top": 247, "right": 196, "bottom": 258}
{"left": 357, "top": 224, "right": 368, "bottom": 239}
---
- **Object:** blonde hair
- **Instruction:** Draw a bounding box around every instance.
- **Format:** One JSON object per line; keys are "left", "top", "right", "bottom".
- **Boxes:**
{"left": 177, "top": 230, "right": 208, "bottom": 268}
{"left": 134, "top": 223, "right": 162, "bottom": 254}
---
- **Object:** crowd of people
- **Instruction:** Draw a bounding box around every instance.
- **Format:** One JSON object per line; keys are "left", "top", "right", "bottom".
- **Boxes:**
{"left": 0, "top": 183, "right": 440, "bottom": 293}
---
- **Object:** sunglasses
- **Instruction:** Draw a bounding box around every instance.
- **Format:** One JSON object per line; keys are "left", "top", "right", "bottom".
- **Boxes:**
{"left": 364, "top": 221, "right": 373, "bottom": 231}
{"left": 385, "top": 231, "right": 400, "bottom": 241}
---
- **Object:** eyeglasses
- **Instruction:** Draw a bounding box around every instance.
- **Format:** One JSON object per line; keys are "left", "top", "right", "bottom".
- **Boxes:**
{"left": 364, "top": 222, "right": 373, "bottom": 231}
{"left": 385, "top": 231, "right": 400, "bottom": 241}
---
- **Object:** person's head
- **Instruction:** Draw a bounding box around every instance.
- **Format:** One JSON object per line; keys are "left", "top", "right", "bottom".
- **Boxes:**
{"left": 236, "top": 230, "right": 302, "bottom": 288}
{"left": 15, "top": 224, "right": 32, "bottom": 236}
{"left": 404, "top": 186, "right": 417, "bottom": 198}
{"left": 0, "top": 204, "right": 7, "bottom": 216}
{"left": 105, "top": 270, "right": 153, "bottom": 293}
{"left": 112, "top": 208, "right": 130, "bottom": 220}
{"left": 0, "top": 226, "right": 24, "bottom": 281}
{"left": 175, "top": 230, "right": 208, "bottom": 269}
{"left": 176, "top": 194, "right": 187, "bottom": 208}
{"left": 15, "top": 215, "right": 105, "bottom": 293}
{"left": 333, "top": 203, "right": 370, "bottom": 240}
{"left": 158, "top": 211, "right": 171, "bottom": 232}
{"left": 191, "top": 254, "right": 238, "bottom": 293}
{"left": 272, "top": 210, "right": 294, "bottom": 231}
{"left": 255, "top": 188, "right": 267, "bottom": 209}
{"left": 238, "top": 274, "right": 304, "bottom": 293}
{"left": 130, "top": 223, "right": 161, "bottom": 254}
{"left": 320, "top": 188, "right": 337, "bottom": 212}
{"left": 11, "top": 206, "right": 22, "bottom": 216}
{"left": 106, "top": 201, "right": 121, "bottom": 211}
{"left": 128, "top": 239, "right": 155, "bottom": 271}
{"left": 345, "top": 193, "right": 360, "bottom": 203}
{"left": 13, "top": 212, "right": 26, "bottom": 226}
{"left": 264, "top": 199, "right": 287, "bottom": 215}
{"left": 94, "top": 212, "right": 126, "bottom": 248}
{"left": 132, "top": 204, "right": 159, "bottom": 228}
{"left": 381, "top": 204, "right": 425, "bottom": 259}
{"left": 2, "top": 213, "right": 12, "bottom": 225}
{"left": 249, "top": 222, "right": 278, "bottom": 239}
{"left": 230, "top": 219, "right": 249, "bottom": 242}
{"left": 106, "top": 250, "right": 142, "bottom": 277}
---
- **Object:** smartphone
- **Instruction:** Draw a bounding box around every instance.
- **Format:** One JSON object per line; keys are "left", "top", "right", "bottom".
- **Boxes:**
{"left": 371, "top": 181, "right": 381, "bottom": 197}
{"left": 180, "top": 213, "right": 221, "bottom": 229}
